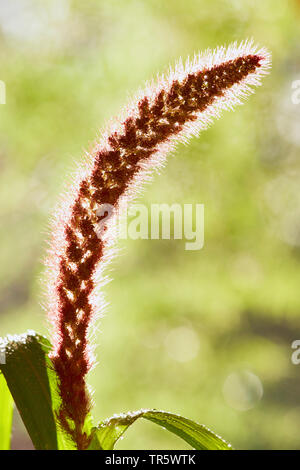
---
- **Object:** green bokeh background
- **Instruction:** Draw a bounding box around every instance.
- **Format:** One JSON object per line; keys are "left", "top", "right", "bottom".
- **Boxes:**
{"left": 1, "top": 0, "right": 300, "bottom": 450}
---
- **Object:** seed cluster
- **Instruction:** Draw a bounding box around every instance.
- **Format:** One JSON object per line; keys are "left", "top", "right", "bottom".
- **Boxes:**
{"left": 49, "top": 53, "right": 263, "bottom": 449}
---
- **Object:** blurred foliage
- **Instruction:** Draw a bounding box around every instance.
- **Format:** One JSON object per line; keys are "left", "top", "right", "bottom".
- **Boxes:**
{"left": 1, "top": 0, "right": 300, "bottom": 450}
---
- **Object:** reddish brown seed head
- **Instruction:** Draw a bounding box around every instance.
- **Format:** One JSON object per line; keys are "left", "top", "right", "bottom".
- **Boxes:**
{"left": 46, "top": 41, "right": 270, "bottom": 449}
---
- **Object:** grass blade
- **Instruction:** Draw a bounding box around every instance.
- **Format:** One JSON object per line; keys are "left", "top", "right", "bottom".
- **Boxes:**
{"left": 0, "top": 330, "right": 76, "bottom": 450}
{"left": 90, "top": 409, "right": 232, "bottom": 450}
{"left": 0, "top": 373, "right": 13, "bottom": 450}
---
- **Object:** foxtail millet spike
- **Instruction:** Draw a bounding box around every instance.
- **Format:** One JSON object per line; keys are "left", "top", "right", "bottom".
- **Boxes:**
{"left": 46, "top": 40, "right": 271, "bottom": 449}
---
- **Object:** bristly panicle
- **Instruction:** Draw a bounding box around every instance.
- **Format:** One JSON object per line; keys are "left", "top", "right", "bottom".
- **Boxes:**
{"left": 46, "top": 40, "right": 271, "bottom": 449}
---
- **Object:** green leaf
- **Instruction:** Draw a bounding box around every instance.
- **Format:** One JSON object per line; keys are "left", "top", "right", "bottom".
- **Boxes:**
{"left": 0, "top": 372, "right": 13, "bottom": 450}
{"left": 89, "top": 409, "right": 233, "bottom": 450}
{"left": 0, "top": 330, "right": 75, "bottom": 450}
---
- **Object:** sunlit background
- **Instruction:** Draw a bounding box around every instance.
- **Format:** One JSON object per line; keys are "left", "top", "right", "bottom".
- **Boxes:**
{"left": 1, "top": 0, "right": 300, "bottom": 450}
